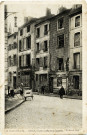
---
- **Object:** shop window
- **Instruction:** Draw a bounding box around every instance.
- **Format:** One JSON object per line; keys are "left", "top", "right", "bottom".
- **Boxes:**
{"left": 57, "top": 77, "right": 62, "bottom": 87}
{"left": 74, "top": 32, "right": 80, "bottom": 47}
{"left": 58, "top": 58, "right": 64, "bottom": 71}
{"left": 73, "top": 76, "right": 79, "bottom": 89}
{"left": 74, "top": 53, "right": 80, "bottom": 69}
{"left": 58, "top": 18, "right": 64, "bottom": 29}
{"left": 36, "top": 28, "right": 40, "bottom": 38}
{"left": 44, "top": 24, "right": 48, "bottom": 35}
{"left": 58, "top": 35, "right": 64, "bottom": 48}
{"left": 26, "top": 36, "right": 31, "bottom": 49}
{"left": 44, "top": 41, "right": 48, "bottom": 52}
{"left": 75, "top": 16, "right": 80, "bottom": 27}
{"left": 27, "top": 25, "right": 30, "bottom": 32}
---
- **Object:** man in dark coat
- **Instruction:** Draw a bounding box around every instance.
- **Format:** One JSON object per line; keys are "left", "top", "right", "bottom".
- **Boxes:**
{"left": 59, "top": 86, "right": 65, "bottom": 99}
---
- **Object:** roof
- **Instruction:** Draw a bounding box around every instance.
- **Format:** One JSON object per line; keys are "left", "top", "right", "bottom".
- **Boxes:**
{"left": 19, "top": 18, "right": 37, "bottom": 30}
{"left": 49, "top": 9, "right": 71, "bottom": 20}
{"left": 69, "top": 6, "right": 82, "bottom": 17}
{"left": 35, "top": 14, "right": 55, "bottom": 26}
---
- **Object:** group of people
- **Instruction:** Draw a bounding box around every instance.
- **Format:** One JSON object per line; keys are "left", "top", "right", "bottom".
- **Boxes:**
{"left": 40, "top": 85, "right": 65, "bottom": 99}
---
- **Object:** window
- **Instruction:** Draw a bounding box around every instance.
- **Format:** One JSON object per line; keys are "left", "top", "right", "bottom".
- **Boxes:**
{"left": 13, "top": 55, "right": 16, "bottom": 66}
{"left": 36, "top": 74, "right": 38, "bottom": 81}
{"left": 36, "top": 43, "right": 39, "bottom": 53}
{"left": 19, "top": 40, "right": 22, "bottom": 51}
{"left": 58, "top": 58, "right": 64, "bottom": 70}
{"left": 40, "top": 74, "right": 47, "bottom": 82}
{"left": 75, "top": 16, "right": 80, "bottom": 27}
{"left": 58, "top": 35, "right": 64, "bottom": 48}
{"left": 9, "top": 44, "right": 11, "bottom": 50}
{"left": 26, "top": 54, "right": 30, "bottom": 66}
{"left": 44, "top": 41, "right": 48, "bottom": 52}
{"left": 74, "top": 53, "right": 80, "bottom": 69}
{"left": 36, "top": 28, "right": 40, "bottom": 38}
{"left": 23, "top": 38, "right": 26, "bottom": 50}
{"left": 9, "top": 72, "right": 12, "bottom": 82}
{"left": 20, "top": 29, "right": 23, "bottom": 36}
{"left": 14, "top": 34, "right": 16, "bottom": 39}
{"left": 44, "top": 57, "right": 48, "bottom": 69}
{"left": 13, "top": 42, "right": 17, "bottom": 49}
{"left": 74, "top": 32, "right": 80, "bottom": 47}
{"left": 58, "top": 18, "right": 64, "bottom": 29}
{"left": 27, "top": 25, "right": 30, "bottom": 32}
{"left": 44, "top": 24, "right": 48, "bottom": 35}
{"left": 73, "top": 76, "right": 79, "bottom": 89}
{"left": 9, "top": 56, "right": 11, "bottom": 66}
{"left": 26, "top": 36, "right": 31, "bottom": 49}
{"left": 36, "top": 58, "right": 39, "bottom": 65}
{"left": 19, "top": 56, "right": 21, "bottom": 67}
{"left": 57, "top": 77, "right": 62, "bottom": 87}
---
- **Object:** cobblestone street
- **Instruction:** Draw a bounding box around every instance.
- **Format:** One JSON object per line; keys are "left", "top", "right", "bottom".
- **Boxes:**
{"left": 5, "top": 95, "right": 82, "bottom": 129}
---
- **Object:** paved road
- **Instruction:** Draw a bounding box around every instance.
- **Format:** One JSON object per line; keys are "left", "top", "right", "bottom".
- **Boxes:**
{"left": 5, "top": 95, "right": 82, "bottom": 129}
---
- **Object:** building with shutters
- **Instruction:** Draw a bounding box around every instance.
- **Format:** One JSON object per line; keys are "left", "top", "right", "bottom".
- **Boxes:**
{"left": 68, "top": 5, "right": 82, "bottom": 95}
{"left": 49, "top": 8, "right": 71, "bottom": 94}
{"left": 35, "top": 15, "right": 54, "bottom": 93}
{"left": 17, "top": 18, "right": 37, "bottom": 89}
{"left": 8, "top": 32, "right": 18, "bottom": 91}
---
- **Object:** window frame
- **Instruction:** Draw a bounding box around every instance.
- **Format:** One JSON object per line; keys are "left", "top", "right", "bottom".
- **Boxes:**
{"left": 74, "top": 32, "right": 80, "bottom": 47}
{"left": 58, "top": 17, "right": 64, "bottom": 30}
{"left": 58, "top": 34, "right": 64, "bottom": 48}
{"left": 75, "top": 15, "right": 80, "bottom": 27}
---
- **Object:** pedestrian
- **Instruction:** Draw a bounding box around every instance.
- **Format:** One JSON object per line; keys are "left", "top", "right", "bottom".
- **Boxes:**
{"left": 41, "top": 86, "right": 44, "bottom": 94}
{"left": 59, "top": 86, "right": 65, "bottom": 99}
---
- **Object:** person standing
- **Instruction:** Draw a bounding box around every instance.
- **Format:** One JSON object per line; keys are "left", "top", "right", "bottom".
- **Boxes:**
{"left": 59, "top": 86, "right": 65, "bottom": 99}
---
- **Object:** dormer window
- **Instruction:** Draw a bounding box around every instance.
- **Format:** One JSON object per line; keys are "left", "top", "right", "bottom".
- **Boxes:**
{"left": 75, "top": 16, "right": 80, "bottom": 27}
{"left": 58, "top": 18, "right": 64, "bottom": 29}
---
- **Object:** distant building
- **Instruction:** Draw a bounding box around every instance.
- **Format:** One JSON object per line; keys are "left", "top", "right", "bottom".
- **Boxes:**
{"left": 49, "top": 8, "right": 71, "bottom": 93}
{"left": 17, "top": 18, "right": 37, "bottom": 89}
{"left": 69, "top": 6, "right": 82, "bottom": 94}
{"left": 8, "top": 32, "right": 18, "bottom": 91}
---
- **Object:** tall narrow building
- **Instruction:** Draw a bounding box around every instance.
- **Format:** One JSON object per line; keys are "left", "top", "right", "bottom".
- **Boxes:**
{"left": 69, "top": 5, "right": 82, "bottom": 95}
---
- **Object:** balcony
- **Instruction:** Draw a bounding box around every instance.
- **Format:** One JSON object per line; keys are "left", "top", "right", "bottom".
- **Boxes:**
{"left": 19, "top": 65, "right": 32, "bottom": 69}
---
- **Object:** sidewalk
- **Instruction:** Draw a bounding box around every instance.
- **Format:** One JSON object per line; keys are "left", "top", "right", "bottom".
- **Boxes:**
{"left": 5, "top": 94, "right": 25, "bottom": 113}
{"left": 33, "top": 92, "right": 82, "bottom": 100}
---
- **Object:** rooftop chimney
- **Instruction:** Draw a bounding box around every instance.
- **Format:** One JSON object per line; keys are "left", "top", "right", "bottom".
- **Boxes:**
{"left": 46, "top": 8, "right": 51, "bottom": 16}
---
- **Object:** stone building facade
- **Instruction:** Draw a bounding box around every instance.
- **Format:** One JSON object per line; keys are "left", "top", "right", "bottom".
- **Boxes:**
{"left": 49, "top": 9, "right": 70, "bottom": 93}
{"left": 17, "top": 19, "right": 36, "bottom": 89}
{"left": 35, "top": 16, "right": 52, "bottom": 93}
{"left": 8, "top": 32, "right": 18, "bottom": 91}
{"left": 69, "top": 6, "right": 82, "bottom": 95}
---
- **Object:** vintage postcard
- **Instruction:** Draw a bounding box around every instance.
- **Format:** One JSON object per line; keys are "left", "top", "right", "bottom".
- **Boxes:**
{"left": 0, "top": 0, "right": 87, "bottom": 134}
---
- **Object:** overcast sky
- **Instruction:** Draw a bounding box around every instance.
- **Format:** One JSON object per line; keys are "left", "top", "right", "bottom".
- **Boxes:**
{"left": 5, "top": 2, "right": 73, "bottom": 33}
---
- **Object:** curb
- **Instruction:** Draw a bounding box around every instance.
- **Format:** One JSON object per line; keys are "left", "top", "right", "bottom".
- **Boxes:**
{"left": 33, "top": 93, "right": 82, "bottom": 100}
{"left": 5, "top": 100, "right": 25, "bottom": 114}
